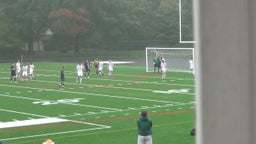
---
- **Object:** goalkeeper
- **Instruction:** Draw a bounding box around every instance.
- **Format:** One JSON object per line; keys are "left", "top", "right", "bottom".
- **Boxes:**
{"left": 153, "top": 56, "right": 161, "bottom": 73}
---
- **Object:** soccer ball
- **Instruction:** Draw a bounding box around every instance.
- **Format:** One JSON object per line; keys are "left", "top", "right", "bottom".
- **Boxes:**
{"left": 19, "top": 78, "right": 24, "bottom": 82}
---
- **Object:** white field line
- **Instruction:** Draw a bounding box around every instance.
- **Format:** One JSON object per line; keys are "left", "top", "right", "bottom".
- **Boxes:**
{"left": 0, "top": 108, "right": 111, "bottom": 141}
{"left": 101, "top": 60, "right": 134, "bottom": 64}
{"left": 1, "top": 75, "right": 195, "bottom": 96}
{"left": 0, "top": 92, "right": 193, "bottom": 118}
{"left": 0, "top": 84, "right": 183, "bottom": 104}
{"left": 0, "top": 70, "right": 195, "bottom": 82}
{"left": 0, "top": 117, "right": 68, "bottom": 129}
{"left": 0, "top": 108, "right": 111, "bottom": 128}
{"left": 0, "top": 108, "right": 48, "bottom": 118}
{"left": 1, "top": 126, "right": 110, "bottom": 141}
{"left": 17, "top": 73, "right": 195, "bottom": 87}
{"left": 35, "top": 79, "right": 195, "bottom": 96}
{"left": 63, "top": 102, "right": 194, "bottom": 118}
{"left": 0, "top": 93, "right": 122, "bottom": 111}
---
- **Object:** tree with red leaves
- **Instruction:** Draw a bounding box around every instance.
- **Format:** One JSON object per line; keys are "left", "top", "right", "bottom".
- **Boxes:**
{"left": 49, "top": 8, "right": 90, "bottom": 53}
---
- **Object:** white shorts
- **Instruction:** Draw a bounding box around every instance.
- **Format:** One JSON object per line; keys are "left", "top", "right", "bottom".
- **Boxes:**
{"left": 29, "top": 70, "right": 34, "bottom": 75}
{"left": 137, "top": 135, "right": 152, "bottom": 144}
{"left": 77, "top": 71, "right": 83, "bottom": 77}
{"left": 16, "top": 68, "right": 21, "bottom": 74}
{"left": 22, "top": 72, "right": 28, "bottom": 76}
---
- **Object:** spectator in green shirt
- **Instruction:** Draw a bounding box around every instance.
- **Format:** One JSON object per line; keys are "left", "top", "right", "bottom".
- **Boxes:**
{"left": 137, "top": 110, "right": 153, "bottom": 144}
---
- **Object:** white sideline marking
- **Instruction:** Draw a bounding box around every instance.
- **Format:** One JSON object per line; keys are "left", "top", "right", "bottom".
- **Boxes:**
{"left": 0, "top": 108, "right": 111, "bottom": 141}
{"left": 0, "top": 84, "right": 184, "bottom": 104}
{"left": 152, "top": 89, "right": 189, "bottom": 94}
{"left": 0, "top": 117, "right": 68, "bottom": 129}
{"left": 0, "top": 93, "right": 122, "bottom": 111}
{"left": 2, "top": 127, "right": 110, "bottom": 141}
{"left": 101, "top": 61, "right": 134, "bottom": 64}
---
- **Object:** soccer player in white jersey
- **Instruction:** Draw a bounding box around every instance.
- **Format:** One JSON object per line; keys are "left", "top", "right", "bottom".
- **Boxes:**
{"left": 15, "top": 60, "right": 21, "bottom": 79}
{"left": 108, "top": 59, "right": 114, "bottom": 77}
{"left": 189, "top": 58, "right": 194, "bottom": 74}
{"left": 29, "top": 62, "right": 35, "bottom": 80}
{"left": 21, "top": 63, "right": 28, "bottom": 82}
{"left": 98, "top": 59, "right": 104, "bottom": 76}
{"left": 76, "top": 63, "right": 84, "bottom": 83}
{"left": 161, "top": 59, "right": 167, "bottom": 80}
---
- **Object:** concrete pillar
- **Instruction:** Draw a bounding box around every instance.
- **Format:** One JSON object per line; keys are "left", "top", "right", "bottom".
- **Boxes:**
{"left": 193, "top": 0, "right": 256, "bottom": 144}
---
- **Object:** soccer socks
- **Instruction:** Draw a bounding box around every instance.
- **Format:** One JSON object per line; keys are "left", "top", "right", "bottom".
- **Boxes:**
{"left": 77, "top": 77, "right": 82, "bottom": 83}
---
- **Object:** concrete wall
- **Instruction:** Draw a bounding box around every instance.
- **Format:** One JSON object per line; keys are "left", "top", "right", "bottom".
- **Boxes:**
{"left": 193, "top": 0, "right": 256, "bottom": 143}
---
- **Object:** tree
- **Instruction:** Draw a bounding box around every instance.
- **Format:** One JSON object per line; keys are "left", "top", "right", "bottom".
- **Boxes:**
{"left": 1, "top": 0, "right": 55, "bottom": 55}
{"left": 48, "top": 7, "right": 90, "bottom": 53}
{"left": 180, "top": 0, "right": 194, "bottom": 41}
{"left": 153, "top": 0, "right": 180, "bottom": 43}
{"left": 0, "top": 2, "right": 23, "bottom": 56}
{"left": 0, "top": 0, "right": 193, "bottom": 55}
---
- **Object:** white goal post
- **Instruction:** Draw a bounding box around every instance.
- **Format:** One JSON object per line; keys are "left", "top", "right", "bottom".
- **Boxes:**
{"left": 145, "top": 47, "right": 195, "bottom": 74}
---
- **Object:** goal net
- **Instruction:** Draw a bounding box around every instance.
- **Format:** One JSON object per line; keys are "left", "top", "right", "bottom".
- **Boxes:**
{"left": 145, "top": 47, "right": 195, "bottom": 73}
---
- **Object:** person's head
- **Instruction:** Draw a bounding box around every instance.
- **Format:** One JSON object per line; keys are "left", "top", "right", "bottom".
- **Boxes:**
{"left": 141, "top": 110, "right": 148, "bottom": 117}
{"left": 44, "top": 139, "right": 53, "bottom": 144}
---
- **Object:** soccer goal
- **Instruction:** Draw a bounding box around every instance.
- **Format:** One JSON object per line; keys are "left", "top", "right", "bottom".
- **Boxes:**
{"left": 145, "top": 47, "right": 195, "bottom": 73}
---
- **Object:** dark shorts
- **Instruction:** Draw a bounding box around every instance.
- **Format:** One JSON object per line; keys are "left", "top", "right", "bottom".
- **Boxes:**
{"left": 61, "top": 77, "right": 65, "bottom": 81}
{"left": 11, "top": 70, "right": 16, "bottom": 76}
{"left": 154, "top": 63, "right": 160, "bottom": 68}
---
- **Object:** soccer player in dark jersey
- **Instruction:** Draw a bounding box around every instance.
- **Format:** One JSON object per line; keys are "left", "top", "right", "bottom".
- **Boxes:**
{"left": 10, "top": 63, "right": 17, "bottom": 83}
{"left": 59, "top": 66, "right": 65, "bottom": 88}
{"left": 84, "top": 59, "right": 91, "bottom": 79}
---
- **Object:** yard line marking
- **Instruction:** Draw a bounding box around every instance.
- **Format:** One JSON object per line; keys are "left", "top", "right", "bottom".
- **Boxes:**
{"left": 86, "top": 77, "right": 195, "bottom": 87}
{"left": 0, "top": 108, "right": 47, "bottom": 118}
{"left": 87, "top": 109, "right": 194, "bottom": 123}
{"left": 59, "top": 121, "right": 195, "bottom": 143}
{"left": 0, "top": 92, "right": 194, "bottom": 119}
{"left": 64, "top": 103, "right": 122, "bottom": 111}
{"left": 0, "top": 68, "right": 192, "bottom": 80}
{"left": 11, "top": 120, "right": 194, "bottom": 144}
{"left": 0, "top": 73, "right": 195, "bottom": 87}
{"left": 42, "top": 69, "right": 194, "bottom": 81}
{"left": 0, "top": 108, "right": 111, "bottom": 141}
{"left": 0, "top": 68, "right": 195, "bottom": 81}
{"left": 0, "top": 117, "right": 68, "bottom": 129}
{"left": 152, "top": 89, "right": 190, "bottom": 94}
{"left": 0, "top": 93, "right": 43, "bottom": 101}
{"left": 1, "top": 127, "right": 110, "bottom": 141}
{"left": 0, "top": 93, "right": 122, "bottom": 111}
{"left": 1, "top": 76, "right": 195, "bottom": 96}
{"left": 0, "top": 84, "right": 184, "bottom": 104}
{"left": 64, "top": 102, "right": 194, "bottom": 118}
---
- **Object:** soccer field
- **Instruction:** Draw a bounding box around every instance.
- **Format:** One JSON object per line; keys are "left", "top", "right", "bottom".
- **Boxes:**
{"left": 0, "top": 62, "right": 195, "bottom": 144}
